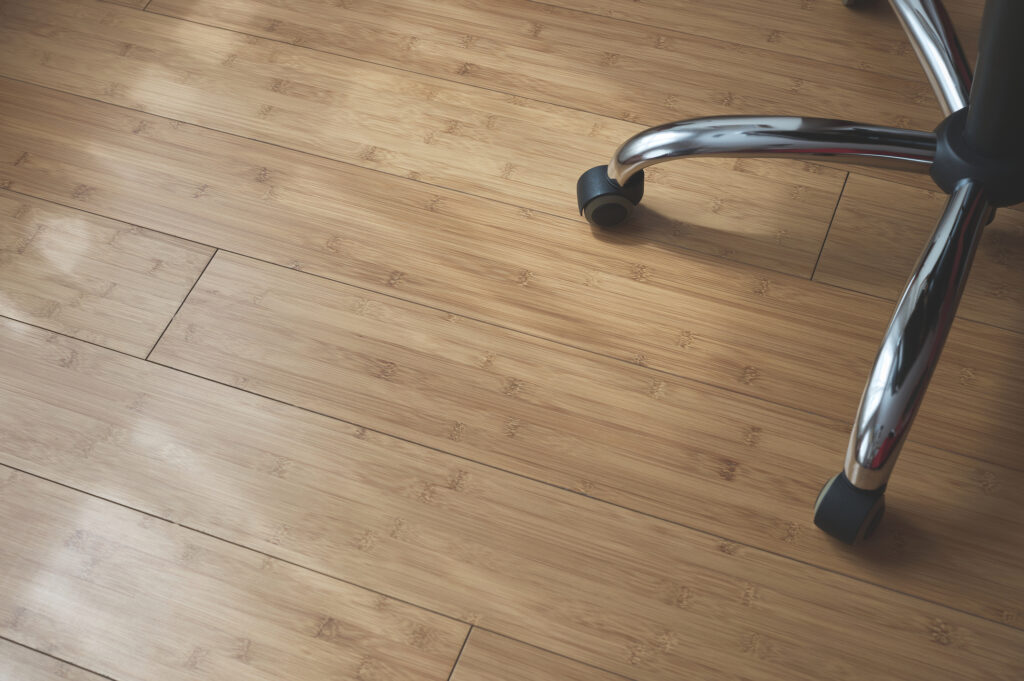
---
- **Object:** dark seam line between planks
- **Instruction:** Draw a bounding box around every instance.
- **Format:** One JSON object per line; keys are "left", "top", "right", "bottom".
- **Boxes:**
{"left": 145, "top": 248, "right": 217, "bottom": 360}
{"left": 811, "top": 172, "right": 848, "bottom": 279}
{"left": 0, "top": 635, "right": 120, "bottom": 681}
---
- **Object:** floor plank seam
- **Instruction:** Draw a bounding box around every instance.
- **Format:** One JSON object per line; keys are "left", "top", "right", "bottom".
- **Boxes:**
{"left": 145, "top": 249, "right": 218, "bottom": 361}
{"left": 446, "top": 627, "right": 474, "bottom": 681}
{"left": 811, "top": 172, "right": 849, "bottom": 279}
{"left": 0, "top": 315, "right": 157, "bottom": 360}
{"left": 0, "top": 633, "right": 120, "bottom": 681}
{"left": 0, "top": 318, "right": 1016, "bottom": 632}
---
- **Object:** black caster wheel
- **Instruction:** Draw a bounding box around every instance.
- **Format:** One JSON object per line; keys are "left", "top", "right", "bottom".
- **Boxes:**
{"left": 576, "top": 165, "right": 645, "bottom": 228}
{"left": 813, "top": 472, "right": 885, "bottom": 544}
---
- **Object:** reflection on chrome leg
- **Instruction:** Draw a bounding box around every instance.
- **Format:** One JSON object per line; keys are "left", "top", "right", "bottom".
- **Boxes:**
{"left": 607, "top": 116, "right": 936, "bottom": 187}
{"left": 889, "top": 0, "right": 972, "bottom": 114}
{"left": 844, "top": 181, "right": 992, "bottom": 491}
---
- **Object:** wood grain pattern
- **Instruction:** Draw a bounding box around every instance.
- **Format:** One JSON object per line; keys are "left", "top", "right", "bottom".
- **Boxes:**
{"left": 145, "top": 0, "right": 943, "bottom": 128}
{"left": 3, "top": 79, "right": 1023, "bottom": 467}
{"left": 0, "top": 466, "right": 467, "bottom": 681}
{"left": 814, "top": 174, "right": 1024, "bottom": 334}
{"left": 545, "top": 0, "right": 986, "bottom": 83}
{"left": 0, "top": 192, "right": 212, "bottom": 356}
{"left": 450, "top": 631, "right": 625, "bottom": 681}
{"left": 146, "top": 0, "right": 1020, "bottom": 213}
{"left": 141, "top": 253, "right": 1024, "bottom": 627}
{"left": 0, "top": 0, "right": 852, "bottom": 275}
{"left": 4, "top": 318, "right": 1024, "bottom": 679}
{"left": 0, "top": 638, "right": 108, "bottom": 681}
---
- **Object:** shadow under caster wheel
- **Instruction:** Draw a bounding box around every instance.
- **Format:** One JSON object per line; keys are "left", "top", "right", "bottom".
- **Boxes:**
{"left": 813, "top": 472, "right": 886, "bottom": 544}
{"left": 576, "top": 165, "right": 645, "bottom": 228}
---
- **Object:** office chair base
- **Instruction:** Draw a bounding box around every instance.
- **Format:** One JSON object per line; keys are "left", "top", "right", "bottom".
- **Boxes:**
{"left": 575, "top": 0, "right": 1022, "bottom": 546}
{"left": 813, "top": 472, "right": 886, "bottom": 545}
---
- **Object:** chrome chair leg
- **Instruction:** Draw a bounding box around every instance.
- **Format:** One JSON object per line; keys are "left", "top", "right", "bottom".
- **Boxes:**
{"left": 845, "top": 181, "right": 991, "bottom": 490}
{"left": 889, "top": 0, "right": 972, "bottom": 115}
{"left": 814, "top": 181, "right": 991, "bottom": 543}
{"left": 610, "top": 116, "right": 935, "bottom": 184}
{"left": 577, "top": 117, "right": 935, "bottom": 228}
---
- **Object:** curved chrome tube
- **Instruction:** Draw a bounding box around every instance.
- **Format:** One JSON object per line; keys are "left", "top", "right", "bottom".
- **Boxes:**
{"left": 889, "top": 0, "right": 972, "bottom": 115}
{"left": 608, "top": 116, "right": 936, "bottom": 187}
{"left": 845, "top": 181, "right": 992, "bottom": 491}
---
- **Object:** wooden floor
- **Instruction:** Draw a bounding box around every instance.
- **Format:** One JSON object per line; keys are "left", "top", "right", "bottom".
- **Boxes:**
{"left": 2, "top": 0, "right": 1023, "bottom": 678}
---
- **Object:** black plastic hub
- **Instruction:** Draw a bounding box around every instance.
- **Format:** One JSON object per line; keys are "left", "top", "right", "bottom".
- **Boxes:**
{"left": 576, "top": 165, "right": 645, "bottom": 215}
{"left": 931, "top": 108, "right": 1024, "bottom": 208}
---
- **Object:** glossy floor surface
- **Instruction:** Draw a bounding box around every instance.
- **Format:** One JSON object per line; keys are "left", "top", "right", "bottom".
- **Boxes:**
{"left": 1, "top": 0, "right": 1023, "bottom": 679}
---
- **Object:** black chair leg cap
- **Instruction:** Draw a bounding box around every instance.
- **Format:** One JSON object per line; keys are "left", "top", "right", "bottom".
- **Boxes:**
{"left": 576, "top": 165, "right": 645, "bottom": 228}
{"left": 813, "top": 472, "right": 885, "bottom": 545}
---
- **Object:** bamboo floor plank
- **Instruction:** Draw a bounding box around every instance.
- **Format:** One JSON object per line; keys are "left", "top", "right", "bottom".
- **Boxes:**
{"left": 3, "top": 317, "right": 1023, "bottom": 679}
